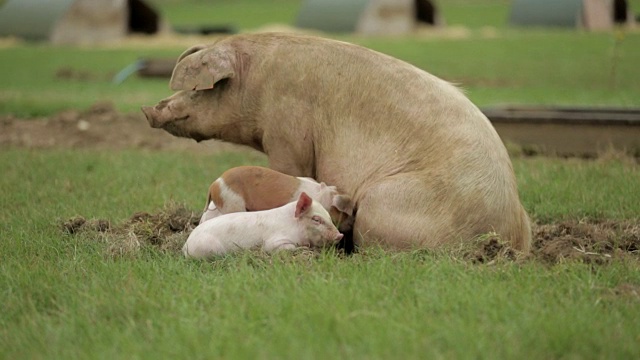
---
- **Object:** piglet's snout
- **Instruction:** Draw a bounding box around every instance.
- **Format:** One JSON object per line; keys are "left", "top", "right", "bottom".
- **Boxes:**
{"left": 334, "top": 233, "right": 344, "bottom": 241}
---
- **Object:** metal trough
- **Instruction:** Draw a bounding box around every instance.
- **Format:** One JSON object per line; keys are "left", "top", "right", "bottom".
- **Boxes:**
{"left": 483, "top": 106, "right": 640, "bottom": 157}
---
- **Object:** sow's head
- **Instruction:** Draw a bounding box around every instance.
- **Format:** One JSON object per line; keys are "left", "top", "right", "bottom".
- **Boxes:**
{"left": 141, "top": 41, "right": 250, "bottom": 144}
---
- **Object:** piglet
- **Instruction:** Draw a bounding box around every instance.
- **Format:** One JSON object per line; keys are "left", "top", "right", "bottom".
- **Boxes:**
{"left": 199, "top": 166, "right": 354, "bottom": 232}
{"left": 183, "top": 192, "right": 343, "bottom": 259}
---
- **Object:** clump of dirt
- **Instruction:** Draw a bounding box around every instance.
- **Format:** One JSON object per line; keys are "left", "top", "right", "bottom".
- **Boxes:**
{"left": 63, "top": 204, "right": 639, "bottom": 264}
{"left": 463, "top": 233, "right": 518, "bottom": 264}
{"left": 62, "top": 204, "right": 332, "bottom": 260}
{"left": 459, "top": 220, "right": 639, "bottom": 265}
{"left": 61, "top": 216, "right": 111, "bottom": 234}
{"left": 62, "top": 202, "right": 200, "bottom": 258}
{"left": 62, "top": 203, "right": 340, "bottom": 260}
{"left": 532, "top": 220, "right": 639, "bottom": 264}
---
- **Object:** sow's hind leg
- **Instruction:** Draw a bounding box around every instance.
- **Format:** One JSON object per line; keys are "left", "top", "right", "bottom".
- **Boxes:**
{"left": 353, "top": 176, "right": 461, "bottom": 249}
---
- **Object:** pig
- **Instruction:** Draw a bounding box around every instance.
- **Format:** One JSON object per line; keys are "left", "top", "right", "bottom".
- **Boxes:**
{"left": 142, "top": 32, "right": 532, "bottom": 253}
{"left": 199, "top": 166, "right": 354, "bottom": 232}
{"left": 183, "top": 192, "right": 343, "bottom": 258}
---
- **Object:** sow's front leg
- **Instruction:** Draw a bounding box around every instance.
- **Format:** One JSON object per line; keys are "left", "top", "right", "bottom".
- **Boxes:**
{"left": 266, "top": 151, "right": 313, "bottom": 178}
{"left": 263, "top": 133, "right": 316, "bottom": 178}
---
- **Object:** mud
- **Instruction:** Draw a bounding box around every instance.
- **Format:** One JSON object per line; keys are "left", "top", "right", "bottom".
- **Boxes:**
{"left": 4, "top": 103, "right": 638, "bottom": 162}
{"left": 62, "top": 202, "right": 200, "bottom": 258}
{"left": 0, "top": 101, "right": 247, "bottom": 153}
{"left": 465, "top": 220, "right": 640, "bottom": 265}
{"left": 61, "top": 203, "right": 323, "bottom": 260}
{"left": 62, "top": 206, "right": 640, "bottom": 264}
{"left": 62, "top": 216, "right": 111, "bottom": 234}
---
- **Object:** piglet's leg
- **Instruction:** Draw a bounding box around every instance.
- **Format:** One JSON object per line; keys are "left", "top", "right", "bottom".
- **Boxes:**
{"left": 263, "top": 239, "right": 298, "bottom": 252}
{"left": 199, "top": 202, "right": 222, "bottom": 224}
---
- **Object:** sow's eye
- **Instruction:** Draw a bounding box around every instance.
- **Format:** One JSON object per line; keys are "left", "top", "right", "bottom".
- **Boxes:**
{"left": 311, "top": 215, "right": 323, "bottom": 225}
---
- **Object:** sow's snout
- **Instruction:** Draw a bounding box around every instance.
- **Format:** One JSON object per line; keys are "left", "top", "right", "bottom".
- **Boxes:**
{"left": 141, "top": 105, "right": 160, "bottom": 128}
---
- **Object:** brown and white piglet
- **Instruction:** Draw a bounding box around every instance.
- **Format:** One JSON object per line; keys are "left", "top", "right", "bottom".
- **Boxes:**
{"left": 183, "top": 192, "right": 343, "bottom": 259}
{"left": 199, "top": 166, "right": 354, "bottom": 232}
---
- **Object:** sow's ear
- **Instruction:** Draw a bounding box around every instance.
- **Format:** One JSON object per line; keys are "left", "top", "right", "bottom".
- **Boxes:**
{"left": 176, "top": 44, "right": 206, "bottom": 63}
{"left": 170, "top": 44, "right": 236, "bottom": 92}
{"left": 295, "top": 192, "right": 313, "bottom": 219}
{"left": 332, "top": 195, "right": 354, "bottom": 216}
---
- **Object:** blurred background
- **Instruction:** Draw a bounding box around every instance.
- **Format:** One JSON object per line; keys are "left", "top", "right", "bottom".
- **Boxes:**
{"left": 0, "top": 0, "right": 639, "bottom": 156}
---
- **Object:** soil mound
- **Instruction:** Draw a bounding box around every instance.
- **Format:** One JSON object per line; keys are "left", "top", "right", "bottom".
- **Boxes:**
{"left": 466, "top": 220, "right": 639, "bottom": 265}
{"left": 62, "top": 206, "right": 639, "bottom": 264}
{"left": 531, "top": 220, "right": 639, "bottom": 264}
{"left": 62, "top": 202, "right": 199, "bottom": 258}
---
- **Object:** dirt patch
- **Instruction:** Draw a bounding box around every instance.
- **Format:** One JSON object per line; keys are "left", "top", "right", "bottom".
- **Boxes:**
{"left": 463, "top": 234, "right": 518, "bottom": 264}
{"left": 531, "top": 220, "right": 639, "bottom": 264}
{"left": 0, "top": 101, "right": 248, "bottom": 153}
{"left": 62, "top": 216, "right": 111, "bottom": 234}
{"left": 62, "top": 202, "right": 200, "bottom": 258}
{"left": 465, "top": 220, "right": 640, "bottom": 265}
{"left": 7, "top": 102, "right": 636, "bottom": 161}
{"left": 609, "top": 283, "right": 640, "bottom": 299}
{"left": 62, "top": 206, "right": 640, "bottom": 264}
{"left": 61, "top": 203, "right": 324, "bottom": 260}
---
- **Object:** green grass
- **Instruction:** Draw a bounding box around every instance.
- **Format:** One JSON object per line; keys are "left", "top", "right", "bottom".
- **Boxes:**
{"left": 0, "top": 46, "right": 177, "bottom": 117}
{"left": 358, "top": 30, "right": 640, "bottom": 107}
{"left": 1, "top": 149, "right": 639, "bottom": 359}
{"left": 2, "top": 30, "right": 639, "bottom": 117}
{"left": 1, "top": 150, "right": 638, "bottom": 226}
{"left": 2, "top": 246, "right": 639, "bottom": 359}
{"left": 151, "top": 0, "right": 302, "bottom": 31}
{"left": 515, "top": 157, "right": 640, "bottom": 222}
{"left": 439, "top": 0, "right": 512, "bottom": 28}
{"left": 146, "top": 0, "right": 640, "bottom": 30}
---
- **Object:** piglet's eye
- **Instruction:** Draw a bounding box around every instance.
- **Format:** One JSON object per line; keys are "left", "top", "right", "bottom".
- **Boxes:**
{"left": 311, "top": 216, "right": 323, "bottom": 225}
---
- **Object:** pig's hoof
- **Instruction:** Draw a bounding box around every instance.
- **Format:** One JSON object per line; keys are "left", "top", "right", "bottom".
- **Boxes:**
{"left": 335, "top": 229, "right": 356, "bottom": 255}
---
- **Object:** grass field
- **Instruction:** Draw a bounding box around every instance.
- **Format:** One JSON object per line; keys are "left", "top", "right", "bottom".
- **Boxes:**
{"left": 1, "top": 150, "right": 639, "bottom": 358}
{"left": 1, "top": 0, "right": 640, "bottom": 358}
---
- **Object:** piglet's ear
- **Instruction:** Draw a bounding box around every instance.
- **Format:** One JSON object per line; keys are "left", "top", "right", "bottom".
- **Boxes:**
{"left": 332, "top": 195, "right": 354, "bottom": 216}
{"left": 295, "top": 192, "right": 313, "bottom": 219}
{"left": 170, "top": 45, "right": 236, "bottom": 92}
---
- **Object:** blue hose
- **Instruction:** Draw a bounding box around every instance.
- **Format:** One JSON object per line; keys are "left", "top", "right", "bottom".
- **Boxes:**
{"left": 112, "top": 60, "right": 145, "bottom": 84}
